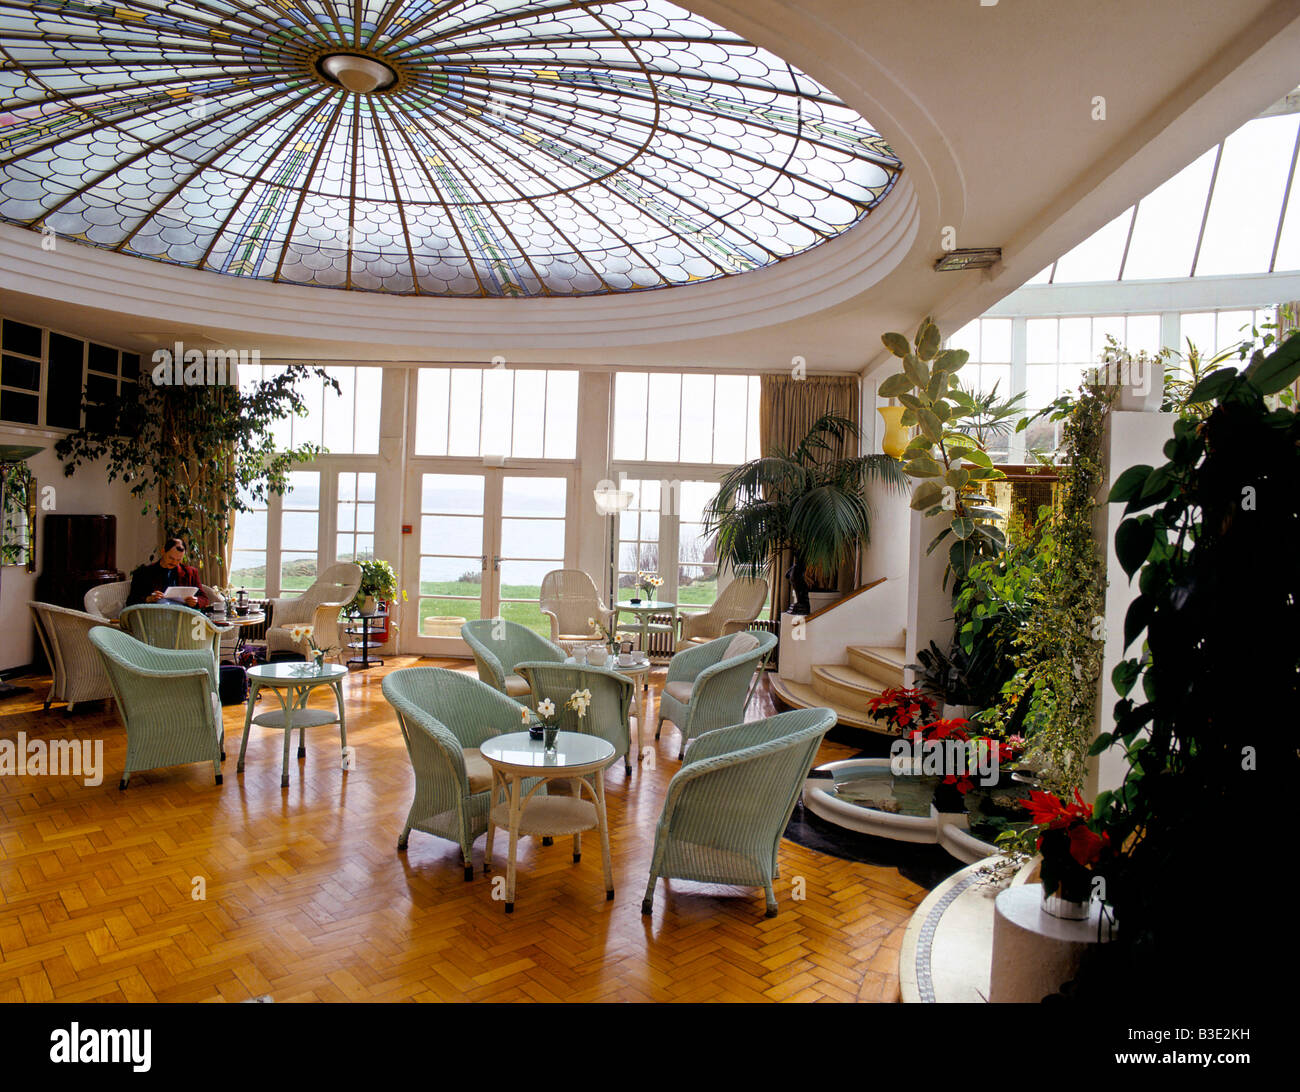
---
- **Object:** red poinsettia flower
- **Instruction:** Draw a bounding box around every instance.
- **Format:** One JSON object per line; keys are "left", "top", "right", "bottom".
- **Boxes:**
{"left": 942, "top": 773, "right": 974, "bottom": 794}
{"left": 910, "top": 718, "right": 970, "bottom": 744}
{"left": 1023, "top": 790, "right": 1069, "bottom": 826}
{"left": 1067, "top": 824, "right": 1109, "bottom": 867}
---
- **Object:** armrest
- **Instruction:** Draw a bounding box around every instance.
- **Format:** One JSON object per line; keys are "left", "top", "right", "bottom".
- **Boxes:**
{"left": 665, "top": 639, "right": 726, "bottom": 683}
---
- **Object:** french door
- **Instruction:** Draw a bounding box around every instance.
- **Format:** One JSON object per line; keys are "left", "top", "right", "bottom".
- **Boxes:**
{"left": 402, "top": 467, "right": 571, "bottom": 655}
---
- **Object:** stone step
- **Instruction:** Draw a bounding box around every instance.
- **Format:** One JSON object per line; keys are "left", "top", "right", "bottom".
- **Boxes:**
{"left": 810, "top": 663, "right": 896, "bottom": 710}
{"left": 769, "top": 673, "right": 895, "bottom": 734}
{"left": 846, "top": 645, "right": 907, "bottom": 688}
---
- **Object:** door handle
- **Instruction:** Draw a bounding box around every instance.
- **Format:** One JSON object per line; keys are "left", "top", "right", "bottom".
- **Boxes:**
{"left": 493, "top": 555, "right": 501, "bottom": 572}
{"left": 481, "top": 554, "right": 488, "bottom": 571}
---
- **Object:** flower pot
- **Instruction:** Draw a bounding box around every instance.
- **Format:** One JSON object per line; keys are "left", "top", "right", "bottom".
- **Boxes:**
{"left": 806, "top": 590, "right": 841, "bottom": 614}
{"left": 1041, "top": 884, "right": 1092, "bottom": 920}
{"left": 931, "top": 780, "right": 967, "bottom": 814}
{"left": 360, "top": 594, "right": 377, "bottom": 615}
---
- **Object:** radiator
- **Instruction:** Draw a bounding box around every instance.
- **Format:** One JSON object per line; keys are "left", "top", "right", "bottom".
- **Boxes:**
{"left": 641, "top": 614, "right": 779, "bottom": 671}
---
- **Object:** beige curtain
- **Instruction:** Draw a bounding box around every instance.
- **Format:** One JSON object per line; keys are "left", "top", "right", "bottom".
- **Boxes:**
{"left": 759, "top": 374, "right": 860, "bottom": 617}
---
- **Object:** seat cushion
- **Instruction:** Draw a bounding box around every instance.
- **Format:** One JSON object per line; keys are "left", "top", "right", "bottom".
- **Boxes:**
{"left": 504, "top": 673, "right": 531, "bottom": 697}
{"left": 724, "top": 631, "right": 761, "bottom": 659}
{"left": 664, "top": 680, "right": 694, "bottom": 704}
{"left": 461, "top": 748, "right": 493, "bottom": 793}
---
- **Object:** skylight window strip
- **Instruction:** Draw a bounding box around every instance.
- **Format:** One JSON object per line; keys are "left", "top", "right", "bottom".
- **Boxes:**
{"left": 1270, "top": 123, "right": 1300, "bottom": 273}
{"left": 1190, "top": 143, "right": 1223, "bottom": 278}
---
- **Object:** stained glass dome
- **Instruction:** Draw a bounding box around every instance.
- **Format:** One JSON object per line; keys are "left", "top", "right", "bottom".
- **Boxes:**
{"left": 0, "top": 0, "right": 903, "bottom": 297}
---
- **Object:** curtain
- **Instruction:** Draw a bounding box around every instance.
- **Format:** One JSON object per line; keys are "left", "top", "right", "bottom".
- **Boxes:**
{"left": 759, "top": 374, "right": 860, "bottom": 617}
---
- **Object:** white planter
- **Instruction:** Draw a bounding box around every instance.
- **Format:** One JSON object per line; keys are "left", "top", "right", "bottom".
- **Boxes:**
{"left": 360, "top": 595, "right": 377, "bottom": 615}
{"left": 806, "top": 591, "right": 841, "bottom": 614}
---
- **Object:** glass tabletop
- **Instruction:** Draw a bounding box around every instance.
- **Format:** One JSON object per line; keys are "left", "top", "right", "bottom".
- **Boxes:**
{"left": 565, "top": 654, "right": 650, "bottom": 673}
{"left": 480, "top": 732, "right": 615, "bottom": 770}
{"left": 617, "top": 600, "right": 676, "bottom": 611}
{"left": 247, "top": 662, "right": 347, "bottom": 683}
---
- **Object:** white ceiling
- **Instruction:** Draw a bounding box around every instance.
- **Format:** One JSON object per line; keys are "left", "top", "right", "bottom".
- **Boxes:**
{"left": 4, "top": 0, "right": 1300, "bottom": 373}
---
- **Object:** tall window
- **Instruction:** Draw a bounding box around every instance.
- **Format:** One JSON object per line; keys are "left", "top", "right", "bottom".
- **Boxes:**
{"left": 617, "top": 480, "right": 660, "bottom": 601}
{"left": 414, "top": 367, "right": 578, "bottom": 458}
{"left": 336, "top": 472, "right": 376, "bottom": 563}
{"left": 238, "top": 364, "right": 382, "bottom": 454}
{"left": 676, "top": 481, "right": 721, "bottom": 607}
{"left": 612, "top": 372, "right": 761, "bottom": 463}
{"left": 614, "top": 478, "right": 722, "bottom": 607}
{"left": 279, "top": 472, "right": 320, "bottom": 596}
{"left": 230, "top": 485, "right": 268, "bottom": 599}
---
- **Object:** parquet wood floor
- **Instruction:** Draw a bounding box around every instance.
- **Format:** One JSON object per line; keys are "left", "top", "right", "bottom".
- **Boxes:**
{"left": 0, "top": 659, "right": 925, "bottom": 1003}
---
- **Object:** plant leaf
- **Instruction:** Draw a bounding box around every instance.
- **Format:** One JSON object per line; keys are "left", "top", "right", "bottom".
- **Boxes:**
{"left": 944, "top": 466, "right": 970, "bottom": 489}
{"left": 910, "top": 481, "right": 944, "bottom": 510}
{"left": 881, "top": 331, "right": 911, "bottom": 358}
{"left": 917, "top": 408, "right": 944, "bottom": 442}
{"left": 903, "top": 353, "right": 929, "bottom": 389}
{"left": 1108, "top": 463, "right": 1152, "bottom": 503}
{"left": 904, "top": 455, "right": 943, "bottom": 478}
{"left": 916, "top": 322, "right": 941, "bottom": 361}
{"left": 1115, "top": 515, "right": 1155, "bottom": 579}
{"left": 951, "top": 517, "right": 974, "bottom": 539}
{"left": 1185, "top": 366, "right": 1239, "bottom": 404}
{"left": 878, "top": 372, "right": 913, "bottom": 398}
{"left": 932, "top": 348, "right": 968, "bottom": 374}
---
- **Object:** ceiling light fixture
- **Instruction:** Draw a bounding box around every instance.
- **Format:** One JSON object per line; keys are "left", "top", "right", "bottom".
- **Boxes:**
{"left": 319, "top": 53, "right": 397, "bottom": 94}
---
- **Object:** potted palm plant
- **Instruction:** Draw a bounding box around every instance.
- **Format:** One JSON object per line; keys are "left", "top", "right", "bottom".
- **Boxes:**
{"left": 703, "top": 412, "right": 907, "bottom": 614}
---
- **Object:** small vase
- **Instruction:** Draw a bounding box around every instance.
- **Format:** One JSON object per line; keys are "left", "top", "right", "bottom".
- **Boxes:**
{"left": 312, "top": 650, "right": 325, "bottom": 671}
{"left": 543, "top": 726, "right": 559, "bottom": 753}
{"left": 1041, "top": 883, "right": 1092, "bottom": 921}
{"left": 361, "top": 595, "right": 377, "bottom": 615}
{"left": 630, "top": 597, "right": 641, "bottom": 605}
{"left": 878, "top": 405, "right": 910, "bottom": 459}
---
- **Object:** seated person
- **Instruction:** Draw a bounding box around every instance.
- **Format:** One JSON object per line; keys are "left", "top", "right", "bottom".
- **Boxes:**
{"left": 126, "top": 535, "right": 210, "bottom": 609}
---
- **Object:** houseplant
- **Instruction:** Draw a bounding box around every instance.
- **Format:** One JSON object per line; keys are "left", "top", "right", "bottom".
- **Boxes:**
{"left": 1075, "top": 330, "right": 1300, "bottom": 998}
{"left": 352, "top": 557, "right": 405, "bottom": 618}
{"left": 877, "top": 317, "right": 1009, "bottom": 587}
{"left": 56, "top": 364, "right": 336, "bottom": 584}
{"left": 702, "top": 411, "right": 907, "bottom": 614}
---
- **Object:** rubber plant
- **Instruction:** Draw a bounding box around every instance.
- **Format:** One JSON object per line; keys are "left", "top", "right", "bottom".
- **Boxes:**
{"left": 56, "top": 365, "right": 338, "bottom": 584}
{"left": 1078, "top": 332, "right": 1300, "bottom": 999}
{"left": 877, "top": 317, "right": 1007, "bottom": 587}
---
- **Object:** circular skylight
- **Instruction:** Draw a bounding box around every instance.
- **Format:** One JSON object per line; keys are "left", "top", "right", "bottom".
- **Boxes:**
{"left": 0, "top": 0, "right": 903, "bottom": 297}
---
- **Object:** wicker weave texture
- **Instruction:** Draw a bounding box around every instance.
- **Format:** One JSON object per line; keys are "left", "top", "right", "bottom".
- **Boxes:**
{"left": 28, "top": 602, "right": 114, "bottom": 710}
{"left": 656, "top": 631, "right": 778, "bottom": 758}
{"left": 461, "top": 619, "right": 565, "bottom": 693}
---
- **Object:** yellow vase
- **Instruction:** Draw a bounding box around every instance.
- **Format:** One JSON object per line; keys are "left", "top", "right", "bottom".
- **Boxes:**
{"left": 878, "top": 405, "right": 910, "bottom": 459}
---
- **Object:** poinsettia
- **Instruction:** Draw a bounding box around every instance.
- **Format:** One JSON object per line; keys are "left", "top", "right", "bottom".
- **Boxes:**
{"left": 909, "top": 717, "right": 970, "bottom": 744}
{"left": 868, "top": 687, "right": 939, "bottom": 733}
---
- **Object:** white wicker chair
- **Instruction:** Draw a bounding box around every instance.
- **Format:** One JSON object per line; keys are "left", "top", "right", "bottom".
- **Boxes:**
{"left": 265, "top": 562, "right": 361, "bottom": 659}
{"left": 83, "top": 580, "right": 131, "bottom": 621}
{"left": 29, "top": 601, "right": 114, "bottom": 712}
{"left": 676, "top": 578, "right": 769, "bottom": 649}
{"left": 539, "top": 569, "right": 616, "bottom": 654}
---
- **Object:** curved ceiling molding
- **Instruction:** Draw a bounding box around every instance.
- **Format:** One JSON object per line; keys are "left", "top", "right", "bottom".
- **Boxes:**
{"left": 0, "top": 0, "right": 904, "bottom": 298}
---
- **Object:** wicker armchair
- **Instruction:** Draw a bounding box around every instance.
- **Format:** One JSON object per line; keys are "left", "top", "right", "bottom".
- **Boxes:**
{"left": 676, "top": 578, "right": 769, "bottom": 649}
{"left": 539, "top": 569, "right": 616, "bottom": 654}
{"left": 382, "top": 667, "right": 539, "bottom": 880}
{"left": 656, "top": 630, "right": 777, "bottom": 759}
{"left": 265, "top": 562, "right": 361, "bottom": 660}
{"left": 119, "top": 603, "right": 223, "bottom": 678}
{"left": 642, "top": 707, "right": 835, "bottom": 918}
{"left": 88, "top": 627, "right": 225, "bottom": 790}
{"left": 461, "top": 619, "right": 565, "bottom": 698}
{"left": 514, "top": 661, "right": 635, "bottom": 775}
{"left": 28, "top": 602, "right": 114, "bottom": 712}
{"left": 83, "top": 580, "right": 131, "bottom": 621}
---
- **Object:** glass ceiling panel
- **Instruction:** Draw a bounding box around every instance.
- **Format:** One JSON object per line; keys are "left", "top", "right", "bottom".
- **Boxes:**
{"left": 1196, "top": 114, "right": 1299, "bottom": 277}
{"left": 1122, "top": 147, "right": 1216, "bottom": 280}
{"left": 0, "top": 0, "right": 903, "bottom": 297}
{"left": 1052, "top": 207, "right": 1132, "bottom": 283}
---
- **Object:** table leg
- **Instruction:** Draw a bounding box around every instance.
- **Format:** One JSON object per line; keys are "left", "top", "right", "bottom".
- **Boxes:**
{"left": 594, "top": 769, "right": 613, "bottom": 900}
{"left": 237, "top": 681, "right": 259, "bottom": 773}
{"left": 278, "top": 688, "right": 296, "bottom": 788}
{"left": 505, "top": 774, "right": 522, "bottom": 913}
{"left": 632, "top": 681, "right": 644, "bottom": 774}
{"left": 333, "top": 679, "right": 348, "bottom": 766}
{"left": 485, "top": 770, "right": 500, "bottom": 874}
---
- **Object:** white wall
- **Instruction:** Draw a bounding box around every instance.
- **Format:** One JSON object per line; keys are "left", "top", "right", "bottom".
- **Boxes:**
{"left": 1, "top": 424, "right": 154, "bottom": 672}
{"left": 1091, "top": 409, "right": 1176, "bottom": 795}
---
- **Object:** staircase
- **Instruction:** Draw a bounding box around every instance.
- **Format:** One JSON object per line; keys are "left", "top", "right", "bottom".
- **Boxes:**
{"left": 772, "top": 643, "right": 908, "bottom": 732}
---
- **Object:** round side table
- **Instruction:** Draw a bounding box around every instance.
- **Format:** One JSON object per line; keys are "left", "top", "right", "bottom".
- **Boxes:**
{"left": 238, "top": 661, "right": 348, "bottom": 788}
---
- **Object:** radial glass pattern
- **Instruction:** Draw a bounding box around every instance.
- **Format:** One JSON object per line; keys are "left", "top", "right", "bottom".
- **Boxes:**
{"left": 0, "top": 0, "right": 903, "bottom": 296}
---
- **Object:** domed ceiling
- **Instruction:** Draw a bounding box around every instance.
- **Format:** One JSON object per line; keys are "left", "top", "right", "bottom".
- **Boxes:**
{"left": 0, "top": 0, "right": 902, "bottom": 297}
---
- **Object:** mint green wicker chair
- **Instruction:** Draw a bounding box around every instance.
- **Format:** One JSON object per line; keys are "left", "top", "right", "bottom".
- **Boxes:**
{"left": 642, "top": 707, "right": 835, "bottom": 918}
{"left": 382, "top": 667, "right": 539, "bottom": 881}
{"left": 656, "top": 630, "right": 777, "bottom": 759}
{"left": 514, "top": 661, "right": 635, "bottom": 774}
{"left": 461, "top": 619, "right": 565, "bottom": 698}
{"left": 119, "top": 603, "right": 224, "bottom": 673}
{"left": 88, "top": 627, "right": 225, "bottom": 790}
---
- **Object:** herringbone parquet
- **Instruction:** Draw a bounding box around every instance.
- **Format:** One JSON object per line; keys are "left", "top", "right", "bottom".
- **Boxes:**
{"left": 0, "top": 660, "right": 924, "bottom": 1003}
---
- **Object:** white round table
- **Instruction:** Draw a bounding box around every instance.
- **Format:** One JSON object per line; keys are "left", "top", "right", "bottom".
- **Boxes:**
{"left": 238, "top": 661, "right": 347, "bottom": 788}
{"left": 481, "top": 731, "right": 616, "bottom": 913}
{"left": 565, "top": 653, "right": 653, "bottom": 771}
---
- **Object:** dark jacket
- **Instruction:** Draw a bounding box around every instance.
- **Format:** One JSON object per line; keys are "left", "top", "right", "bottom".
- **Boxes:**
{"left": 126, "top": 561, "right": 210, "bottom": 608}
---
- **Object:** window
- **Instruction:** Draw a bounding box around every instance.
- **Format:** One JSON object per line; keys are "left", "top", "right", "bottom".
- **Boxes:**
{"left": 230, "top": 485, "right": 268, "bottom": 599}
{"left": 238, "top": 364, "right": 382, "bottom": 453}
{"left": 336, "top": 472, "right": 376, "bottom": 563}
{"left": 612, "top": 372, "right": 761, "bottom": 464}
{"left": 615, "top": 478, "right": 722, "bottom": 608}
{"left": 617, "top": 480, "right": 661, "bottom": 600}
{"left": 414, "top": 367, "right": 578, "bottom": 458}
{"left": 677, "top": 482, "right": 720, "bottom": 607}
{"left": 279, "top": 472, "right": 320, "bottom": 596}
{"left": 1177, "top": 308, "right": 1277, "bottom": 357}
{"left": 1, "top": 318, "right": 43, "bottom": 426}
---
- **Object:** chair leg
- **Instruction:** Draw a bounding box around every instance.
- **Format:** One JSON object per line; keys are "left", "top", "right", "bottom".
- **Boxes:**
{"left": 397, "top": 827, "right": 410, "bottom": 851}
{"left": 641, "top": 875, "right": 657, "bottom": 916}
{"left": 764, "top": 881, "right": 778, "bottom": 918}
{"left": 119, "top": 776, "right": 128, "bottom": 791}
